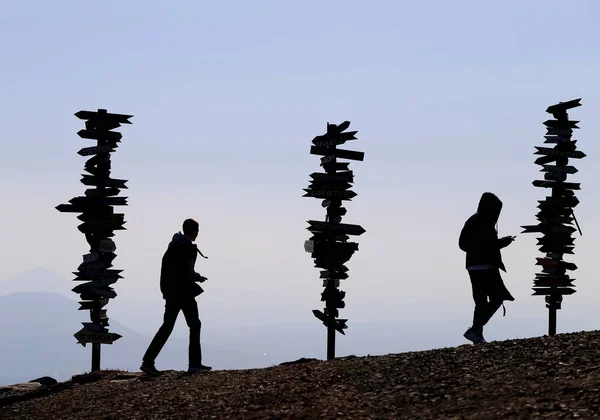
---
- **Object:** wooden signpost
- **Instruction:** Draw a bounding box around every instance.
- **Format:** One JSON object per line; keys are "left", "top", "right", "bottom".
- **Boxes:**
{"left": 521, "top": 99, "right": 584, "bottom": 336}
{"left": 56, "top": 109, "right": 132, "bottom": 371}
{"left": 303, "top": 121, "right": 365, "bottom": 360}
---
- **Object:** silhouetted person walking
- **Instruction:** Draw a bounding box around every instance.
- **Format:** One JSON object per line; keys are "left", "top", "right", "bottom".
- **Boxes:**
{"left": 459, "top": 192, "right": 515, "bottom": 344}
{"left": 141, "top": 218, "right": 211, "bottom": 375}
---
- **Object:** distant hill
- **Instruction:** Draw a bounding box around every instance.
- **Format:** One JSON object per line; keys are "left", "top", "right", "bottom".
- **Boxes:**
{"left": 0, "top": 268, "right": 74, "bottom": 300}
{"left": 2, "top": 330, "right": 600, "bottom": 419}
{"left": 0, "top": 292, "right": 270, "bottom": 385}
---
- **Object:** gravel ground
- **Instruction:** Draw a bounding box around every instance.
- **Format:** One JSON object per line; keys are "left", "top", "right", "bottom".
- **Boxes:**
{"left": 3, "top": 330, "right": 600, "bottom": 419}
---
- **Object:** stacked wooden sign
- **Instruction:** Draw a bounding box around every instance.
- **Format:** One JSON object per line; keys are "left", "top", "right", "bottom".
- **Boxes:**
{"left": 303, "top": 121, "right": 365, "bottom": 360}
{"left": 56, "top": 109, "right": 132, "bottom": 370}
{"left": 521, "top": 99, "right": 584, "bottom": 335}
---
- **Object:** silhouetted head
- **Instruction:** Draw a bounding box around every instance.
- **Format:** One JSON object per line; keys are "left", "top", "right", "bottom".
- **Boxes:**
{"left": 183, "top": 218, "right": 199, "bottom": 241}
{"left": 477, "top": 192, "right": 502, "bottom": 226}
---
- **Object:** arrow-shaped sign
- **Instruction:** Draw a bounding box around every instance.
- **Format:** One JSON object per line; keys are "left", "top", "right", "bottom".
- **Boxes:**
{"left": 74, "top": 327, "right": 122, "bottom": 347}
{"left": 310, "top": 171, "right": 354, "bottom": 183}
{"left": 80, "top": 175, "right": 128, "bottom": 189}
{"left": 312, "top": 310, "right": 348, "bottom": 334}
{"left": 307, "top": 220, "right": 365, "bottom": 236}
{"left": 543, "top": 120, "right": 580, "bottom": 129}
{"left": 303, "top": 189, "right": 357, "bottom": 200}
{"left": 540, "top": 165, "right": 578, "bottom": 174}
{"left": 78, "top": 145, "right": 115, "bottom": 156}
{"left": 78, "top": 129, "right": 123, "bottom": 142}
{"left": 532, "top": 180, "right": 580, "bottom": 190}
{"left": 69, "top": 196, "right": 128, "bottom": 207}
{"left": 546, "top": 99, "right": 582, "bottom": 114}
{"left": 534, "top": 147, "right": 586, "bottom": 159}
{"left": 544, "top": 136, "right": 571, "bottom": 144}
{"left": 533, "top": 279, "right": 575, "bottom": 288}
{"left": 532, "top": 287, "right": 576, "bottom": 296}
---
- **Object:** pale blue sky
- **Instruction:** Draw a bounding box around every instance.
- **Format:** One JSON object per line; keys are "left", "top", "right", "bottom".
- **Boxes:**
{"left": 1, "top": 1, "right": 600, "bottom": 343}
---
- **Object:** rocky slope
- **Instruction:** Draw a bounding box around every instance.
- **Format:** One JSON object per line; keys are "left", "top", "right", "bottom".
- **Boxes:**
{"left": 2, "top": 330, "right": 600, "bottom": 419}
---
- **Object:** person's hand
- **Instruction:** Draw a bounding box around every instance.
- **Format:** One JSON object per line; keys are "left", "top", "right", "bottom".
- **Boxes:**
{"left": 499, "top": 235, "right": 516, "bottom": 248}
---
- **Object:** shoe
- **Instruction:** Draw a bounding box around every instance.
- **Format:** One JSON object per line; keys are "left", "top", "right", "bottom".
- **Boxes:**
{"left": 140, "top": 363, "right": 161, "bottom": 376}
{"left": 463, "top": 328, "right": 485, "bottom": 344}
{"left": 478, "top": 332, "right": 488, "bottom": 344}
{"left": 188, "top": 364, "right": 212, "bottom": 373}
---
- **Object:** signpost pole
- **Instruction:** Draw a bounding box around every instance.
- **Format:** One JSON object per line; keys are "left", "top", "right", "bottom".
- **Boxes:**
{"left": 57, "top": 109, "right": 132, "bottom": 371}
{"left": 304, "top": 121, "right": 365, "bottom": 360}
{"left": 521, "top": 99, "right": 584, "bottom": 337}
{"left": 92, "top": 343, "right": 101, "bottom": 371}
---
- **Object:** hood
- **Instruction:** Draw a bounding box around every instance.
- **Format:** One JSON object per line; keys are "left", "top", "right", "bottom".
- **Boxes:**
{"left": 170, "top": 231, "right": 192, "bottom": 245}
{"left": 477, "top": 192, "right": 502, "bottom": 225}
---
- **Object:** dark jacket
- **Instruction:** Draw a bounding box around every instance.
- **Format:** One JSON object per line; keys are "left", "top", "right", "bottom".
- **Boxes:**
{"left": 160, "top": 232, "right": 203, "bottom": 299}
{"left": 459, "top": 192, "right": 512, "bottom": 272}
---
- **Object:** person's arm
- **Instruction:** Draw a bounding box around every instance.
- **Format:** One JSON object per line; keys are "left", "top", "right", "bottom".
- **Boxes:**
{"left": 497, "top": 235, "right": 515, "bottom": 249}
{"left": 185, "top": 245, "right": 206, "bottom": 282}
{"left": 458, "top": 219, "right": 474, "bottom": 252}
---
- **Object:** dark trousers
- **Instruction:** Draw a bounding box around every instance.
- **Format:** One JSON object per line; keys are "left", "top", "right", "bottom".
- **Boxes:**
{"left": 469, "top": 268, "right": 509, "bottom": 333}
{"left": 143, "top": 298, "right": 202, "bottom": 367}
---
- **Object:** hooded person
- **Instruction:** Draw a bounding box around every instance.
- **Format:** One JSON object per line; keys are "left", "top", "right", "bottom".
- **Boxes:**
{"left": 459, "top": 192, "right": 515, "bottom": 344}
{"left": 141, "top": 218, "right": 211, "bottom": 375}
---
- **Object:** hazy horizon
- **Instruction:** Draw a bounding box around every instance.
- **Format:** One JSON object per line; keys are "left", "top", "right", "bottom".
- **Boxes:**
{"left": 2, "top": 1, "right": 600, "bottom": 382}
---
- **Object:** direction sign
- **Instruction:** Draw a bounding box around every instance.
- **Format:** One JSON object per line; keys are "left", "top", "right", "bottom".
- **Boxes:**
{"left": 532, "top": 180, "right": 580, "bottom": 190}
{"left": 75, "top": 110, "right": 133, "bottom": 122}
{"left": 533, "top": 279, "right": 574, "bottom": 288}
{"left": 307, "top": 220, "right": 366, "bottom": 236}
{"left": 543, "top": 172, "right": 567, "bottom": 182}
{"left": 81, "top": 322, "right": 105, "bottom": 332}
{"left": 312, "top": 310, "right": 348, "bottom": 334}
{"left": 540, "top": 165, "right": 578, "bottom": 174}
{"left": 539, "top": 244, "right": 574, "bottom": 254}
{"left": 546, "top": 99, "right": 582, "bottom": 114}
{"left": 546, "top": 127, "right": 573, "bottom": 136}
{"left": 534, "top": 147, "right": 586, "bottom": 159}
{"left": 303, "top": 189, "right": 356, "bottom": 200}
{"left": 535, "top": 155, "right": 559, "bottom": 166}
{"left": 544, "top": 120, "right": 580, "bottom": 129}
{"left": 73, "top": 269, "right": 123, "bottom": 281}
{"left": 56, "top": 204, "right": 85, "bottom": 213}
{"left": 544, "top": 136, "right": 570, "bottom": 144}
{"left": 84, "top": 188, "right": 121, "bottom": 198}
{"left": 532, "top": 287, "right": 576, "bottom": 296}
{"left": 78, "top": 260, "right": 111, "bottom": 273}
{"left": 538, "top": 196, "right": 579, "bottom": 209}
{"left": 535, "top": 215, "right": 573, "bottom": 224}
{"left": 74, "top": 283, "right": 117, "bottom": 299}
{"left": 322, "top": 162, "right": 350, "bottom": 171}
{"left": 69, "top": 196, "right": 128, "bottom": 207}
{"left": 78, "top": 145, "right": 115, "bottom": 156}
{"left": 521, "top": 224, "right": 576, "bottom": 234}
{"left": 309, "top": 180, "right": 352, "bottom": 191}
{"left": 80, "top": 175, "right": 128, "bottom": 189}
{"left": 310, "top": 171, "right": 354, "bottom": 183}
{"left": 78, "top": 297, "right": 109, "bottom": 310}
{"left": 78, "top": 129, "right": 123, "bottom": 142}
{"left": 537, "top": 236, "right": 574, "bottom": 246}
{"left": 310, "top": 146, "right": 365, "bottom": 162}
{"left": 74, "top": 327, "right": 122, "bottom": 346}
{"left": 313, "top": 132, "right": 358, "bottom": 148}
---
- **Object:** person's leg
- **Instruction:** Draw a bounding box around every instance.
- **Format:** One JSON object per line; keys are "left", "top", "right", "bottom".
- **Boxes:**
{"left": 142, "top": 299, "right": 181, "bottom": 365}
{"left": 181, "top": 299, "right": 203, "bottom": 368}
{"left": 479, "top": 269, "right": 506, "bottom": 327}
{"left": 469, "top": 270, "right": 489, "bottom": 334}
